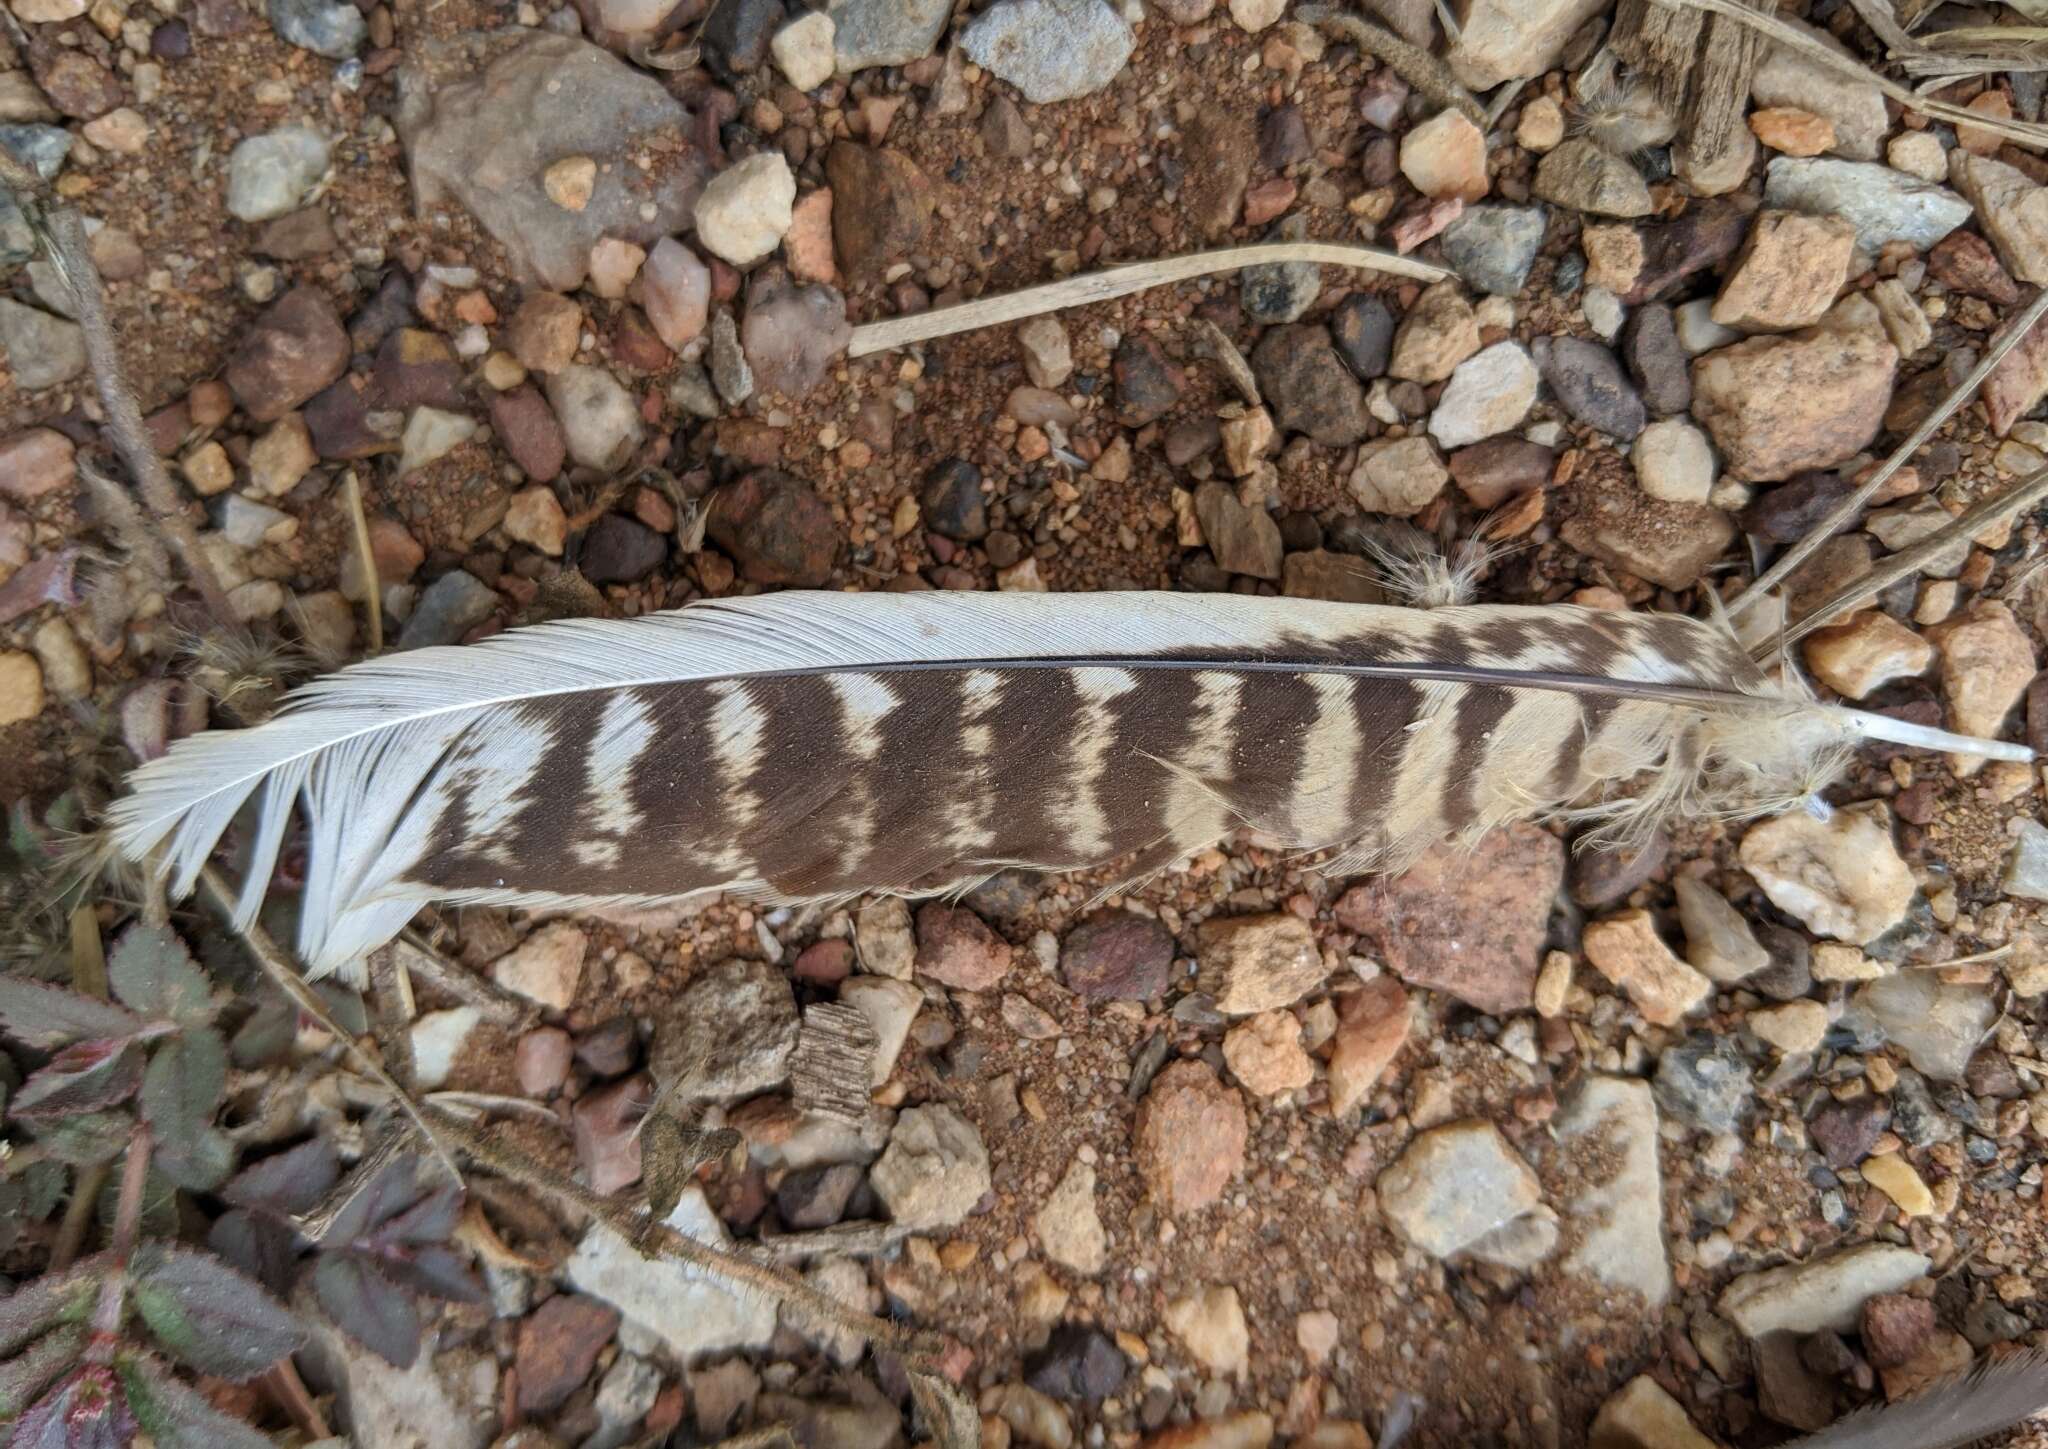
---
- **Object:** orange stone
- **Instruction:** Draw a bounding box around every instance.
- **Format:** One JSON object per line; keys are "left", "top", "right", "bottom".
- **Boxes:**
{"left": 1749, "top": 106, "right": 1836, "bottom": 157}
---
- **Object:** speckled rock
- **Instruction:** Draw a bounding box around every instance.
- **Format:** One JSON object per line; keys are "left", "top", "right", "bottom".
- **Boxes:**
{"left": 1377, "top": 1120, "right": 1542, "bottom": 1259}
{"left": 959, "top": 0, "right": 1134, "bottom": 104}
{"left": 1133, "top": 1060, "right": 1246, "bottom": 1214}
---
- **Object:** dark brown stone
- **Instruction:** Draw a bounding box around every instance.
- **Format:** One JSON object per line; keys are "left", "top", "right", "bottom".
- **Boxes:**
{"left": 1114, "top": 333, "right": 1186, "bottom": 427}
{"left": 1620, "top": 197, "right": 1754, "bottom": 303}
{"left": 705, "top": 469, "right": 839, "bottom": 586}
{"left": 1250, "top": 324, "right": 1369, "bottom": 446}
{"left": 1060, "top": 911, "right": 1176, "bottom": 1001}
{"left": 226, "top": 287, "right": 351, "bottom": 423}
{"left": 1861, "top": 1294, "right": 1935, "bottom": 1370}
{"left": 1182, "top": 111, "right": 1255, "bottom": 239}
{"left": 1807, "top": 1094, "right": 1888, "bottom": 1168}
{"left": 489, "top": 384, "right": 567, "bottom": 484}
{"left": 825, "top": 142, "right": 933, "bottom": 281}
{"left": 1448, "top": 437, "right": 1552, "bottom": 508}
{"left": 368, "top": 328, "right": 466, "bottom": 411}
{"left": 514, "top": 1294, "right": 619, "bottom": 1414}
{"left": 1928, "top": 230, "right": 2020, "bottom": 305}
{"left": 253, "top": 206, "right": 338, "bottom": 261}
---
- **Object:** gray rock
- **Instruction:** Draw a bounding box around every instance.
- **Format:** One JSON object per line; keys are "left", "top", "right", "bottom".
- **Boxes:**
{"left": 226, "top": 125, "right": 331, "bottom": 223}
{"left": 740, "top": 271, "right": 850, "bottom": 400}
{"left": 1376, "top": 1119, "right": 1542, "bottom": 1259}
{"left": 960, "top": 0, "right": 1134, "bottom": 104}
{"left": 649, "top": 956, "right": 800, "bottom": 1104}
{"left": 1652, "top": 1032, "right": 1753, "bottom": 1133}
{"left": 1718, "top": 1243, "right": 1930, "bottom": 1339}
{"left": 545, "top": 364, "right": 645, "bottom": 473}
{"left": 1554, "top": 1075, "right": 1670, "bottom": 1306}
{"left": 0, "top": 299, "right": 85, "bottom": 391}
{"left": 829, "top": 0, "right": 949, "bottom": 72}
{"left": 1844, "top": 972, "right": 1995, "bottom": 1083}
{"left": 0, "top": 124, "right": 73, "bottom": 181}
{"left": 1464, "top": 1209, "right": 1559, "bottom": 1270}
{"left": 295, "top": 1295, "right": 495, "bottom": 1449}
{"left": 2004, "top": 818, "right": 2048, "bottom": 903}
{"left": 587, "top": 1354, "right": 663, "bottom": 1449}
{"left": 0, "top": 189, "right": 31, "bottom": 267}
{"left": 566, "top": 1187, "right": 778, "bottom": 1359}
{"left": 1240, "top": 250, "right": 1320, "bottom": 324}
{"left": 397, "top": 569, "right": 497, "bottom": 649}
{"left": 396, "top": 33, "right": 709, "bottom": 290}
{"left": 870, "top": 1103, "right": 991, "bottom": 1229}
{"left": 710, "top": 310, "right": 753, "bottom": 407}
{"left": 268, "top": 0, "right": 365, "bottom": 57}
{"left": 1763, "top": 157, "right": 1971, "bottom": 258}
{"left": 1533, "top": 334, "right": 1646, "bottom": 440}
{"left": 1440, "top": 205, "right": 1547, "bottom": 297}
{"left": 1533, "top": 138, "right": 1652, "bottom": 218}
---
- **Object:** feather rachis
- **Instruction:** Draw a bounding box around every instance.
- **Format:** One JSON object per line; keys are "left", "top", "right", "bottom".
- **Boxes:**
{"left": 109, "top": 592, "right": 2027, "bottom": 979}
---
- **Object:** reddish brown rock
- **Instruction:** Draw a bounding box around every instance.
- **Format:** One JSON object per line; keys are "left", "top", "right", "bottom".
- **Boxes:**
{"left": 34, "top": 51, "right": 122, "bottom": 118}
{"left": 1182, "top": 111, "right": 1255, "bottom": 238}
{"left": 515, "top": 1293, "right": 619, "bottom": 1413}
{"left": 1335, "top": 822, "right": 1563, "bottom": 1015}
{"left": 1133, "top": 1060, "right": 1247, "bottom": 1214}
{"left": 1327, "top": 976, "right": 1410, "bottom": 1115}
{"left": 791, "top": 938, "right": 854, "bottom": 985}
{"left": 490, "top": 384, "right": 567, "bottom": 483}
{"left": 514, "top": 1027, "right": 573, "bottom": 1096}
{"left": 1860, "top": 1294, "right": 1935, "bottom": 1370}
{"left": 705, "top": 470, "right": 838, "bottom": 587}
{"left": 1448, "top": 437, "right": 1553, "bottom": 509}
{"left": 1983, "top": 306, "right": 2048, "bottom": 438}
{"left": 1060, "top": 910, "right": 1176, "bottom": 1001}
{"left": 914, "top": 902, "right": 1011, "bottom": 991}
{"left": 1929, "top": 230, "right": 2020, "bottom": 305}
{"left": 0, "top": 429, "right": 76, "bottom": 503}
{"left": 1691, "top": 321, "right": 1897, "bottom": 483}
{"left": 570, "top": 1073, "right": 652, "bottom": 1195}
{"left": 226, "top": 287, "right": 351, "bottom": 423}
{"left": 825, "top": 143, "right": 932, "bottom": 281}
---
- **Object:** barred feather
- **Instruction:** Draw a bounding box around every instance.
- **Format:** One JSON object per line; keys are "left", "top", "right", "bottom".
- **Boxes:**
{"left": 1781, "top": 1348, "right": 2048, "bottom": 1449}
{"left": 109, "top": 591, "right": 2031, "bottom": 981}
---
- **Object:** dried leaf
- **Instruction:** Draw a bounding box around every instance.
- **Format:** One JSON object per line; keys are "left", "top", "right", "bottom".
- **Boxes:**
{"left": 10, "top": 1040, "right": 145, "bottom": 1120}
{"left": 137, "top": 1028, "right": 230, "bottom": 1191}
{"left": 0, "top": 1261, "right": 102, "bottom": 1357}
{"left": 0, "top": 980, "right": 145, "bottom": 1052}
{"left": 114, "top": 1352, "right": 272, "bottom": 1449}
{"left": 0, "top": 1325, "right": 87, "bottom": 1418}
{"left": 125, "top": 1243, "right": 304, "bottom": 1382}
{"left": 104, "top": 925, "right": 216, "bottom": 1029}
{"left": 29, "top": 1111, "right": 134, "bottom": 1168}
{"left": 7, "top": 1364, "right": 135, "bottom": 1449}
{"left": 312, "top": 1251, "right": 420, "bottom": 1369}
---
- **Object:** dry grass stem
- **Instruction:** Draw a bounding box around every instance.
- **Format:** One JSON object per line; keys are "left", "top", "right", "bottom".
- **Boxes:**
{"left": 342, "top": 471, "right": 384, "bottom": 655}
{"left": 848, "top": 243, "right": 1451, "bottom": 358}
{"left": 1729, "top": 286, "right": 2048, "bottom": 620}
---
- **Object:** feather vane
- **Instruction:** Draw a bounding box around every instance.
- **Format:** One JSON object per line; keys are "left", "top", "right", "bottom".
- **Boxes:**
{"left": 109, "top": 592, "right": 2031, "bottom": 980}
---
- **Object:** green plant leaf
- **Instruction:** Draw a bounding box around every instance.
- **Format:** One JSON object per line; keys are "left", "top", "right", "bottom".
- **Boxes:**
{"left": 9, "top": 1041, "right": 144, "bottom": 1122}
{"left": 0, "top": 980, "right": 145, "bottom": 1053}
{"left": 0, "top": 1325, "right": 87, "bottom": 1418}
{"left": 0, "top": 1264, "right": 101, "bottom": 1360}
{"left": 137, "top": 1029, "right": 231, "bottom": 1191}
{"left": 125, "top": 1244, "right": 303, "bottom": 1383}
{"left": 104, "top": 927, "right": 216, "bottom": 1030}
{"left": 312, "top": 1251, "right": 419, "bottom": 1369}
{"left": 7, "top": 1363, "right": 135, "bottom": 1449}
{"left": 113, "top": 1352, "right": 271, "bottom": 1449}
{"left": 29, "top": 1111, "right": 134, "bottom": 1168}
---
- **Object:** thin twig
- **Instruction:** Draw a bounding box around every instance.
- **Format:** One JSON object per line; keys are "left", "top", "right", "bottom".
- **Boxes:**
{"left": 1650, "top": 0, "right": 2048, "bottom": 146}
{"left": 85, "top": 1123, "right": 152, "bottom": 1352}
{"left": 196, "top": 864, "right": 461, "bottom": 1182}
{"left": 392, "top": 931, "right": 537, "bottom": 1027}
{"left": 1773, "top": 463, "right": 2048, "bottom": 651}
{"left": 847, "top": 242, "right": 1451, "bottom": 358}
{"left": 1728, "top": 287, "right": 2048, "bottom": 621}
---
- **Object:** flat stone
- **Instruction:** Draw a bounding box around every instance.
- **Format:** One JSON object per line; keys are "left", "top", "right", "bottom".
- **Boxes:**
{"left": 1740, "top": 804, "right": 1913, "bottom": 944}
{"left": 1446, "top": 0, "right": 1608, "bottom": 90}
{"left": 1762, "top": 157, "right": 1970, "bottom": 257}
{"left": 1845, "top": 972, "right": 1996, "bottom": 1083}
{"left": 648, "top": 955, "right": 799, "bottom": 1104}
{"left": 1439, "top": 205, "right": 1546, "bottom": 297}
{"left": 838, "top": 974, "right": 920, "bottom": 1085}
{"left": 1163, "top": 1286, "right": 1248, "bottom": 1378}
{"left": 1034, "top": 1158, "right": 1106, "bottom": 1274}
{"left": 1326, "top": 975, "right": 1409, "bottom": 1116}
{"left": 1133, "top": 1060, "right": 1246, "bottom": 1214}
{"left": 1928, "top": 602, "right": 2035, "bottom": 773}
{"left": 397, "top": 569, "right": 496, "bottom": 648}
{"left": 1802, "top": 610, "right": 1932, "bottom": 700}
{"left": 1590, "top": 1377, "right": 1719, "bottom": 1449}
{"left": 490, "top": 920, "right": 587, "bottom": 1011}
{"left": 1222, "top": 1010, "right": 1312, "bottom": 1096}
{"left": 1388, "top": 280, "right": 1480, "bottom": 384}
{"left": 1690, "top": 320, "right": 1896, "bottom": 483}
{"left": 959, "top": 0, "right": 1134, "bottom": 104}
{"left": 1534, "top": 138, "right": 1652, "bottom": 218}
{"left": 739, "top": 271, "right": 849, "bottom": 401}
{"left": 870, "top": 1103, "right": 990, "bottom": 1229}
{"left": 1718, "top": 1243, "right": 1930, "bottom": 1339}
{"left": 1673, "top": 877, "right": 1769, "bottom": 983}
{"left": 1583, "top": 909, "right": 1711, "bottom": 1026}
{"left": 1712, "top": 210, "right": 1856, "bottom": 332}
{"left": 1193, "top": 481, "right": 1282, "bottom": 579}
{"left": 1554, "top": 1076, "right": 1669, "bottom": 1306}
{"left": 1195, "top": 913, "right": 1322, "bottom": 1014}
{"left": 828, "top": 0, "right": 948, "bottom": 72}
{"left": 1535, "top": 335, "right": 1646, "bottom": 440}
{"left": 566, "top": 1187, "right": 778, "bottom": 1359}
{"left": 1622, "top": 302, "right": 1691, "bottom": 416}
{"left": 0, "top": 299, "right": 84, "bottom": 391}
{"left": 2007, "top": 819, "right": 2048, "bottom": 904}
{"left": 1250, "top": 324, "right": 1366, "bottom": 444}
{"left": 545, "top": 364, "right": 644, "bottom": 473}
{"left": 1377, "top": 1120, "right": 1542, "bottom": 1259}
{"left": 1399, "top": 109, "right": 1487, "bottom": 203}
{"left": 1749, "top": 1000, "right": 1828, "bottom": 1054}
{"left": 1334, "top": 823, "right": 1562, "bottom": 1015}
{"left": 1428, "top": 341, "right": 1537, "bottom": 449}
{"left": 1348, "top": 436, "right": 1447, "bottom": 518}
{"left": 396, "top": 33, "right": 708, "bottom": 291}
{"left": 226, "top": 124, "right": 330, "bottom": 222}
{"left": 1751, "top": 17, "right": 1887, "bottom": 160}
{"left": 1949, "top": 151, "right": 2048, "bottom": 285}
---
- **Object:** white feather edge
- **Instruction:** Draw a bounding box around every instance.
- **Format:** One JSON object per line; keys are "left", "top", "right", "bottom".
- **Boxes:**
{"left": 109, "top": 590, "right": 2030, "bottom": 977}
